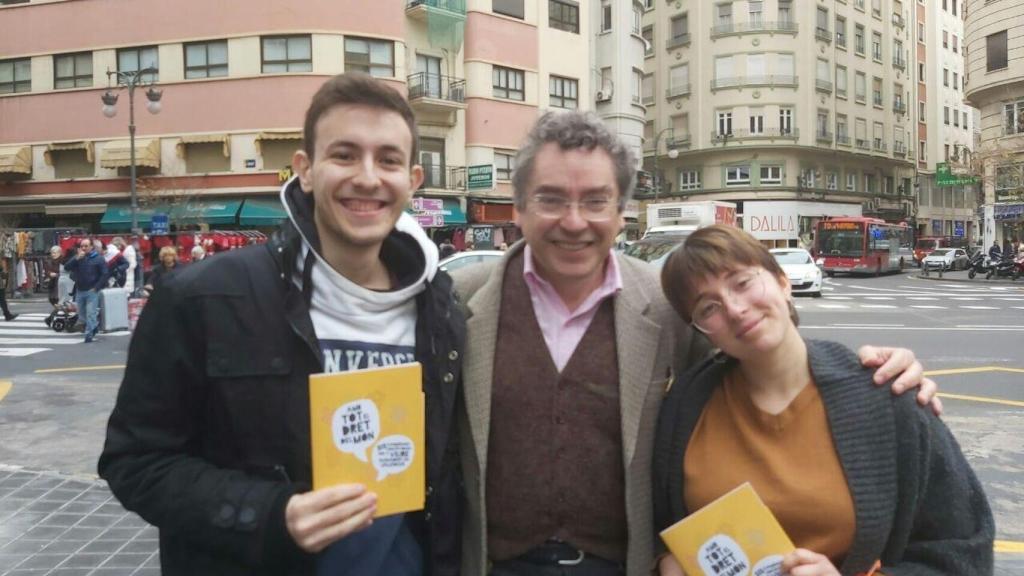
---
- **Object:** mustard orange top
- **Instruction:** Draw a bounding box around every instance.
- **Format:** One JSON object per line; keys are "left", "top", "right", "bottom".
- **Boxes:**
{"left": 684, "top": 368, "right": 856, "bottom": 567}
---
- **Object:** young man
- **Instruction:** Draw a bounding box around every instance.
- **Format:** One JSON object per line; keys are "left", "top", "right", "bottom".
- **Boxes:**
{"left": 452, "top": 110, "right": 938, "bottom": 576}
{"left": 99, "top": 74, "right": 464, "bottom": 576}
{"left": 64, "top": 237, "right": 108, "bottom": 342}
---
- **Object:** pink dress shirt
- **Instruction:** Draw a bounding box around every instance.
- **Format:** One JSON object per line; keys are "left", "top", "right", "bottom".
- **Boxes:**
{"left": 522, "top": 246, "right": 624, "bottom": 372}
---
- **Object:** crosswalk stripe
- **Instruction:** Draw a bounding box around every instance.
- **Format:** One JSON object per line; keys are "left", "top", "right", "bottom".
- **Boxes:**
{"left": 995, "top": 298, "right": 1024, "bottom": 301}
{"left": 907, "top": 297, "right": 938, "bottom": 300}
{"left": 959, "top": 306, "right": 999, "bottom": 310}
{"left": 0, "top": 337, "right": 85, "bottom": 345}
{"left": 910, "top": 305, "right": 947, "bottom": 309}
{"left": 860, "top": 304, "right": 897, "bottom": 309}
{"left": 824, "top": 296, "right": 852, "bottom": 300}
{"left": 817, "top": 304, "right": 850, "bottom": 309}
{"left": 0, "top": 348, "right": 52, "bottom": 357}
{"left": 864, "top": 297, "right": 895, "bottom": 300}
{"left": 951, "top": 297, "right": 982, "bottom": 301}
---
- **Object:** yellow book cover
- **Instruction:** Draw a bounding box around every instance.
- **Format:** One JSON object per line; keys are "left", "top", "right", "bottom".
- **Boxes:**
{"left": 309, "top": 363, "right": 425, "bottom": 518}
{"left": 660, "top": 482, "right": 794, "bottom": 576}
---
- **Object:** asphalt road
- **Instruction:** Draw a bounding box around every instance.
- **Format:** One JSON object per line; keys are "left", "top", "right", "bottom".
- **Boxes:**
{"left": 0, "top": 269, "right": 1022, "bottom": 574}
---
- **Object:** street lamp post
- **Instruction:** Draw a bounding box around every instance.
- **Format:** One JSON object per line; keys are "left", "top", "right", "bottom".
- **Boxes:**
{"left": 651, "top": 127, "right": 679, "bottom": 202}
{"left": 100, "top": 67, "right": 163, "bottom": 236}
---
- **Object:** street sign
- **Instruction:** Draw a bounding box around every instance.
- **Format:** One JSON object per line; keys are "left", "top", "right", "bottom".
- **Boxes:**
{"left": 936, "top": 162, "right": 979, "bottom": 186}
{"left": 467, "top": 164, "right": 494, "bottom": 191}
{"left": 151, "top": 213, "right": 169, "bottom": 235}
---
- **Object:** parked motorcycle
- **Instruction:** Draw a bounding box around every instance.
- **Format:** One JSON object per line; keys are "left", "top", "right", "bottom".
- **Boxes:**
{"left": 985, "top": 252, "right": 1022, "bottom": 280}
{"left": 967, "top": 251, "right": 990, "bottom": 279}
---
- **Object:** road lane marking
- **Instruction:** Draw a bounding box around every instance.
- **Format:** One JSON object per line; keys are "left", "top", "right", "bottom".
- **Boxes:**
{"left": 0, "top": 337, "right": 85, "bottom": 345}
{"left": 0, "top": 328, "right": 72, "bottom": 336}
{"left": 958, "top": 306, "right": 999, "bottom": 310}
{"left": 910, "top": 305, "right": 946, "bottom": 309}
{"left": 0, "top": 381, "right": 10, "bottom": 403}
{"left": 824, "top": 296, "right": 853, "bottom": 300}
{"left": 995, "top": 540, "right": 1024, "bottom": 553}
{"left": 995, "top": 297, "right": 1024, "bottom": 301}
{"left": 956, "top": 325, "right": 1024, "bottom": 329}
{"left": 864, "top": 297, "right": 895, "bottom": 300}
{"left": 859, "top": 305, "right": 897, "bottom": 309}
{"left": 937, "top": 393, "right": 1024, "bottom": 409}
{"left": 802, "top": 325, "right": 1024, "bottom": 332}
{"left": 0, "top": 348, "right": 51, "bottom": 357}
{"left": 924, "top": 366, "right": 1024, "bottom": 376}
{"left": 832, "top": 324, "right": 905, "bottom": 327}
{"left": 817, "top": 304, "right": 850, "bottom": 309}
{"left": 34, "top": 365, "right": 126, "bottom": 374}
{"left": 950, "top": 297, "right": 983, "bottom": 301}
{"left": 906, "top": 297, "right": 938, "bottom": 301}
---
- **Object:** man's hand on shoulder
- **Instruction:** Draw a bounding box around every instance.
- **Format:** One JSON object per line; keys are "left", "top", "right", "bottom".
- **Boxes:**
{"left": 285, "top": 484, "right": 377, "bottom": 553}
{"left": 857, "top": 345, "right": 942, "bottom": 416}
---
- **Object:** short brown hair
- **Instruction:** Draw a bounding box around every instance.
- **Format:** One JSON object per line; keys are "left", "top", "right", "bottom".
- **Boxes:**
{"left": 302, "top": 73, "right": 419, "bottom": 165}
{"left": 661, "top": 225, "right": 797, "bottom": 325}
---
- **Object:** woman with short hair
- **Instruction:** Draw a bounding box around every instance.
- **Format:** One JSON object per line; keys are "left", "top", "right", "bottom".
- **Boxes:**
{"left": 143, "top": 246, "right": 179, "bottom": 296}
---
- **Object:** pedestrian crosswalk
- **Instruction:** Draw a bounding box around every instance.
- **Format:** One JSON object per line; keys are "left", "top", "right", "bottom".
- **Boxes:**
{"left": 793, "top": 279, "right": 1024, "bottom": 313}
{"left": 0, "top": 313, "right": 130, "bottom": 358}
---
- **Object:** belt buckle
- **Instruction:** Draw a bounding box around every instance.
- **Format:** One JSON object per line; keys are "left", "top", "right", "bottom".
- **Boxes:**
{"left": 557, "top": 549, "right": 585, "bottom": 566}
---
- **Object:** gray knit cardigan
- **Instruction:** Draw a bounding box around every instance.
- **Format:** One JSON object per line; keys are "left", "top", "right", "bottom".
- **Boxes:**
{"left": 652, "top": 339, "right": 994, "bottom": 576}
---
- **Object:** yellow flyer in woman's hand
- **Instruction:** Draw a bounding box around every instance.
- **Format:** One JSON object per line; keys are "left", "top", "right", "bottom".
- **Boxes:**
{"left": 660, "top": 482, "right": 794, "bottom": 576}
{"left": 309, "top": 362, "right": 425, "bottom": 518}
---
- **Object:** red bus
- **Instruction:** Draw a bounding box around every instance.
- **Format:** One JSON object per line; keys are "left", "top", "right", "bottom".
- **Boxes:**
{"left": 815, "top": 217, "right": 913, "bottom": 276}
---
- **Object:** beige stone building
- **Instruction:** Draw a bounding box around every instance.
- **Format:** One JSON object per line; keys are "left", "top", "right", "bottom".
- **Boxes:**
{"left": 965, "top": 0, "right": 1024, "bottom": 248}
{"left": 641, "top": 0, "right": 919, "bottom": 247}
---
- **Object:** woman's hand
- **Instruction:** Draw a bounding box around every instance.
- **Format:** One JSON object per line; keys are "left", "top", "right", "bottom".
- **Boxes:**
{"left": 657, "top": 553, "right": 686, "bottom": 576}
{"left": 781, "top": 549, "right": 840, "bottom": 576}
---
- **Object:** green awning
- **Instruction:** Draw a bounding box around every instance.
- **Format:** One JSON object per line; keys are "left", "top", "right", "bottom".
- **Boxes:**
{"left": 239, "top": 198, "right": 288, "bottom": 227}
{"left": 171, "top": 199, "right": 242, "bottom": 225}
{"left": 440, "top": 199, "right": 467, "bottom": 225}
{"left": 99, "top": 204, "right": 168, "bottom": 231}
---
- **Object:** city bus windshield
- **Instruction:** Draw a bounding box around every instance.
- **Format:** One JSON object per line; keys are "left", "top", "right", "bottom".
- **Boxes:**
{"left": 818, "top": 228, "right": 865, "bottom": 257}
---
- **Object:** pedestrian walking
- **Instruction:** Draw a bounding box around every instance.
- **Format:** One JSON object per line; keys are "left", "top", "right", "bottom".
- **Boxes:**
{"left": 438, "top": 238, "right": 456, "bottom": 259}
{"left": 44, "top": 245, "right": 63, "bottom": 306}
{"left": 450, "top": 110, "right": 939, "bottom": 576}
{"left": 142, "top": 246, "right": 178, "bottom": 296}
{"left": 653, "top": 225, "right": 993, "bottom": 575}
{"left": 0, "top": 280, "right": 16, "bottom": 321}
{"left": 110, "top": 236, "right": 138, "bottom": 294}
{"left": 99, "top": 73, "right": 464, "bottom": 576}
{"left": 63, "top": 237, "right": 108, "bottom": 343}
{"left": 104, "top": 242, "right": 129, "bottom": 288}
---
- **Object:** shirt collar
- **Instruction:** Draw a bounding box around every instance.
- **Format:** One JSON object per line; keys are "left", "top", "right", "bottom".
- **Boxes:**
{"left": 522, "top": 244, "right": 623, "bottom": 312}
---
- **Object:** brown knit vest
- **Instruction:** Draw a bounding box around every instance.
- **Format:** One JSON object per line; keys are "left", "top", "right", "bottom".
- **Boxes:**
{"left": 487, "top": 252, "right": 626, "bottom": 563}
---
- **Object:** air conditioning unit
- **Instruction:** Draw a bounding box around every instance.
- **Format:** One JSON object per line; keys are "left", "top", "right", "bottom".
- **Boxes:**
{"left": 596, "top": 89, "right": 612, "bottom": 102}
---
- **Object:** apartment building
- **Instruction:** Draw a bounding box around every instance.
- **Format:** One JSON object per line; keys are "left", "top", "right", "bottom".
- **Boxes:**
{"left": 0, "top": 0, "right": 599, "bottom": 250}
{"left": 915, "top": 0, "right": 979, "bottom": 241}
{"left": 965, "top": 0, "right": 1024, "bottom": 248}
{"left": 642, "top": 0, "right": 919, "bottom": 248}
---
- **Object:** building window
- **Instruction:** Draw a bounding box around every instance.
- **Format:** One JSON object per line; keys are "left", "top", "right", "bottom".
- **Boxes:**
{"left": 953, "top": 108, "right": 959, "bottom": 127}
{"left": 817, "top": 110, "right": 830, "bottom": 137}
{"left": 779, "top": 108, "right": 793, "bottom": 134}
{"left": 493, "top": 0, "right": 525, "bottom": 19}
{"left": 963, "top": 111, "right": 968, "bottom": 129}
{"left": 943, "top": 30, "right": 949, "bottom": 48}
{"left": 750, "top": 0, "right": 764, "bottom": 26}
{"left": 837, "top": 114, "right": 849, "bottom": 140}
{"left": 669, "top": 64, "right": 689, "bottom": 95}
{"left": 836, "top": 65, "right": 847, "bottom": 96}
{"left": 549, "top": 0, "right": 579, "bottom": 33}
{"left": 717, "top": 3, "right": 732, "bottom": 27}
{"left": 0, "top": 57, "right": 31, "bottom": 94}
{"left": 262, "top": 36, "right": 311, "bottom": 73}
{"left": 601, "top": 0, "right": 612, "bottom": 32}
{"left": 717, "top": 111, "right": 733, "bottom": 136}
{"left": 855, "top": 72, "right": 866, "bottom": 102}
{"left": 801, "top": 168, "right": 817, "bottom": 188}
{"left": 919, "top": 140, "right": 927, "bottom": 161}
{"left": 184, "top": 40, "right": 228, "bottom": 79}
{"left": 726, "top": 165, "right": 751, "bottom": 186}
{"left": 872, "top": 77, "right": 883, "bottom": 106}
{"left": 952, "top": 35, "right": 959, "bottom": 53}
{"left": 987, "top": 31, "right": 1008, "bottom": 71}
{"left": 918, "top": 22, "right": 925, "bottom": 43}
{"left": 632, "top": 3, "right": 642, "bottom": 34}
{"left": 750, "top": 108, "right": 764, "bottom": 134}
{"left": 1005, "top": 100, "right": 1024, "bottom": 135}
{"left": 493, "top": 66, "right": 525, "bottom": 100}
{"left": 642, "top": 26, "right": 654, "bottom": 56}
{"left": 945, "top": 144, "right": 950, "bottom": 161}
{"left": 944, "top": 106, "right": 950, "bottom": 125}
{"left": 117, "top": 46, "right": 159, "bottom": 82}
{"left": 778, "top": 0, "right": 792, "bottom": 22}
{"left": 847, "top": 173, "right": 857, "bottom": 191}
{"left": 632, "top": 68, "right": 643, "bottom": 104}
{"left": 919, "top": 101, "right": 926, "bottom": 120}
{"left": 918, "top": 62, "right": 925, "bottom": 81}
{"left": 872, "top": 31, "right": 882, "bottom": 61}
{"left": 952, "top": 71, "right": 958, "bottom": 90}
{"left": 826, "top": 172, "right": 838, "bottom": 190}
{"left": 345, "top": 38, "right": 394, "bottom": 77}
{"left": 549, "top": 75, "right": 578, "bottom": 109}
{"left": 943, "top": 68, "right": 949, "bottom": 87}
{"left": 54, "top": 52, "right": 92, "bottom": 89}
{"left": 855, "top": 25, "right": 865, "bottom": 55}
{"left": 836, "top": 16, "right": 846, "bottom": 47}
{"left": 679, "top": 169, "right": 701, "bottom": 190}
{"left": 495, "top": 151, "right": 515, "bottom": 180}
{"left": 760, "top": 165, "right": 782, "bottom": 185}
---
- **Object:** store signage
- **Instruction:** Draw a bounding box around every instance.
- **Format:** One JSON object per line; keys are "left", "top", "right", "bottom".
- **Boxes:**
{"left": 954, "top": 221, "right": 965, "bottom": 237}
{"left": 745, "top": 201, "right": 861, "bottom": 240}
{"left": 151, "top": 213, "right": 169, "bottom": 235}
{"left": 412, "top": 198, "right": 444, "bottom": 212}
{"left": 278, "top": 166, "right": 294, "bottom": 182}
{"left": 245, "top": 159, "right": 257, "bottom": 168}
{"left": 414, "top": 214, "right": 444, "bottom": 228}
{"left": 936, "top": 162, "right": 979, "bottom": 186}
{"left": 467, "top": 165, "right": 494, "bottom": 191}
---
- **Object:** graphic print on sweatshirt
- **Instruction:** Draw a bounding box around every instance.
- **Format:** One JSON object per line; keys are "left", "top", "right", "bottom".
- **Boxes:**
{"left": 319, "top": 339, "right": 416, "bottom": 373}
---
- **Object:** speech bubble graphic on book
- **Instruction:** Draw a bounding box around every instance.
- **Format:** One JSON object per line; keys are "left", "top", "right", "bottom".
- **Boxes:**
{"left": 372, "top": 435, "right": 416, "bottom": 481}
{"left": 332, "top": 399, "right": 380, "bottom": 463}
{"left": 697, "top": 534, "right": 750, "bottom": 576}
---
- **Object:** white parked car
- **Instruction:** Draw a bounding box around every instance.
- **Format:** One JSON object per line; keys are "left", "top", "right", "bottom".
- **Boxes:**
{"left": 921, "top": 248, "right": 969, "bottom": 271}
{"left": 770, "top": 248, "right": 823, "bottom": 297}
{"left": 438, "top": 250, "right": 504, "bottom": 273}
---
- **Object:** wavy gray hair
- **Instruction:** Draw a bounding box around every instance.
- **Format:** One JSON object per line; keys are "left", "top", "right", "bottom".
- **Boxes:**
{"left": 511, "top": 110, "right": 636, "bottom": 211}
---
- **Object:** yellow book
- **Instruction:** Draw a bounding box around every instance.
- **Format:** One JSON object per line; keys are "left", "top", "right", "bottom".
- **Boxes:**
{"left": 660, "top": 482, "right": 794, "bottom": 576}
{"left": 309, "top": 363, "right": 425, "bottom": 518}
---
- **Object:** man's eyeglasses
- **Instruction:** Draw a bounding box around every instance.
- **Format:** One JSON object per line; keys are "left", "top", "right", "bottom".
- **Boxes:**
{"left": 690, "top": 269, "right": 766, "bottom": 335}
{"left": 527, "top": 195, "right": 618, "bottom": 222}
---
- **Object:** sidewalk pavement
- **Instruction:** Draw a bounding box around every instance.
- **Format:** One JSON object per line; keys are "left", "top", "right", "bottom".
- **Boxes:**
{"left": 0, "top": 466, "right": 158, "bottom": 576}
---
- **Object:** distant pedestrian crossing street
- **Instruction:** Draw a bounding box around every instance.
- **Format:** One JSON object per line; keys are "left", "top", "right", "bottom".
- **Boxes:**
{"left": 0, "top": 313, "right": 130, "bottom": 358}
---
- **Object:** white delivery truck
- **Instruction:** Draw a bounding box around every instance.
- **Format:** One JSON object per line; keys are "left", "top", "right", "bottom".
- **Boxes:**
{"left": 644, "top": 201, "right": 737, "bottom": 238}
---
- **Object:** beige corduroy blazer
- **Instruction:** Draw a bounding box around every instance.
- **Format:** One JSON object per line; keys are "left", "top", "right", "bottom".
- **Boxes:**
{"left": 451, "top": 241, "right": 710, "bottom": 576}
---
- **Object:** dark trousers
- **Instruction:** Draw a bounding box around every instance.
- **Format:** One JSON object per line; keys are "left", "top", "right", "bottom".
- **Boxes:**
{"left": 0, "top": 288, "right": 12, "bottom": 319}
{"left": 489, "top": 542, "right": 625, "bottom": 576}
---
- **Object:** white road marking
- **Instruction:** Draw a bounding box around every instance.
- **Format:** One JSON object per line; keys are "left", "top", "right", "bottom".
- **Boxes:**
{"left": 817, "top": 304, "right": 850, "bottom": 309}
{"left": 995, "top": 298, "right": 1024, "bottom": 301}
{"left": 959, "top": 306, "right": 999, "bottom": 310}
{"left": 910, "top": 305, "right": 947, "bottom": 309}
{"left": 0, "top": 337, "right": 84, "bottom": 345}
{"left": 950, "top": 297, "right": 983, "bottom": 301}
{"left": 957, "top": 325, "right": 1024, "bottom": 329}
{"left": 0, "top": 348, "right": 51, "bottom": 357}
{"left": 802, "top": 325, "right": 1024, "bottom": 332}
{"left": 859, "top": 304, "right": 897, "bottom": 309}
{"left": 824, "top": 296, "right": 853, "bottom": 300}
{"left": 0, "top": 328, "right": 74, "bottom": 337}
{"left": 906, "top": 297, "right": 938, "bottom": 301}
{"left": 832, "top": 323, "right": 905, "bottom": 327}
{"left": 864, "top": 296, "right": 895, "bottom": 300}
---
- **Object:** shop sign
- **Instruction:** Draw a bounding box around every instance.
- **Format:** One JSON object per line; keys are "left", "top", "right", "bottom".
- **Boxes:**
{"left": 412, "top": 198, "right": 444, "bottom": 212}
{"left": 278, "top": 166, "right": 294, "bottom": 182}
{"left": 245, "top": 159, "right": 257, "bottom": 169}
{"left": 467, "top": 165, "right": 494, "bottom": 191}
{"left": 935, "top": 162, "right": 979, "bottom": 186}
{"left": 954, "top": 221, "right": 965, "bottom": 237}
{"left": 744, "top": 201, "right": 860, "bottom": 240}
{"left": 472, "top": 226, "right": 494, "bottom": 249}
{"left": 151, "top": 213, "right": 169, "bottom": 235}
{"left": 415, "top": 214, "right": 444, "bottom": 228}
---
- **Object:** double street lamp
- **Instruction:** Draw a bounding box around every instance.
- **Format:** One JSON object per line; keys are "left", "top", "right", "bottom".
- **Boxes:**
{"left": 100, "top": 67, "right": 163, "bottom": 236}
{"left": 651, "top": 127, "right": 679, "bottom": 202}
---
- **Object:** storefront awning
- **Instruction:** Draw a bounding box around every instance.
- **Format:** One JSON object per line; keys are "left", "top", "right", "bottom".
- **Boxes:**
{"left": 99, "top": 204, "right": 167, "bottom": 231}
{"left": 0, "top": 146, "right": 32, "bottom": 175}
{"left": 239, "top": 198, "right": 288, "bottom": 227}
{"left": 44, "top": 141, "right": 93, "bottom": 165}
{"left": 255, "top": 130, "right": 302, "bottom": 154}
{"left": 176, "top": 134, "right": 230, "bottom": 158}
{"left": 100, "top": 138, "right": 161, "bottom": 169}
{"left": 171, "top": 199, "right": 243, "bottom": 225}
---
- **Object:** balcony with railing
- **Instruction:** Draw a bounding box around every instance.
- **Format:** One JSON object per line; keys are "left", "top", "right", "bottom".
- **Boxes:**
{"left": 711, "top": 75, "right": 798, "bottom": 90}
{"left": 815, "top": 79, "right": 833, "bottom": 93}
{"left": 642, "top": 94, "right": 656, "bottom": 106}
{"left": 893, "top": 100, "right": 907, "bottom": 115}
{"left": 816, "top": 130, "right": 834, "bottom": 143}
{"left": 406, "top": 0, "right": 466, "bottom": 19}
{"left": 815, "top": 27, "right": 832, "bottom": 42}
{"left": 667, "top": 134, "right": 692, "bottom": 149}
{"left": 407, "top": 72, "right": 466, "bottom": 126}
{"left": 666, "top": 84, "right": 691, "bottom": 99}
{"left": 893, "top": 141, "right": 907, "bottom": 157}
{"left": 891, "top": 12, "right": 905, "bottom": 27}
{"left": 893, "top": 56, "right": 906, "bottom": 70}
{"left": 418, "top": 164, "right": 467, "bottom": 191}
{"left": 873, "top": 139, "right": 887, "bottom": 152}
{"left": 836, "top": 134, "right": 851, "bottom": 146}
{"left": 710, "top": 20, "right": 798, "bottom": 38}
{"left": 855, "top": 138, "right": 871, "bottom": 150}
{"left": 711, "top": 128, "right": 799, "bottom": 141}
{"left": 666, "top": 33, "right": 691, "bottom": 50}
{"left": 873, "top": 94, "right": 884, "bottom": 107}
